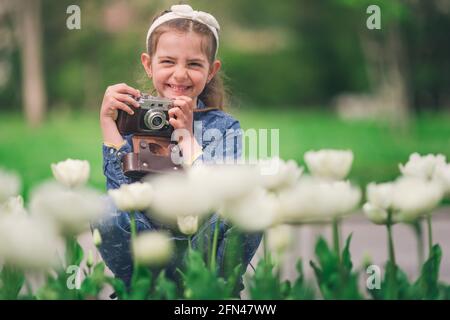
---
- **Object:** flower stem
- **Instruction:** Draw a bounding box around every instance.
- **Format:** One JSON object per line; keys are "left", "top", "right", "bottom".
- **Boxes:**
{"left": 386, "top": 210, "right": 398, "bottom": 298}
{"left": 130, "top": 212, "right": 137, "bottom": 269}
{"left": 427, "top": 214, "right": 433, "bottom": 256}
{"left": 188, "top": 235, "right": 192, "bottom": 253}
{"left": 332, "top": 218, "right": 341, "bottom": 262}
{"left": 210, "top": 217, "right": 220, "bottom": 272}
{"left": 412, "top": 219, "right": 425, "bottom": 268}
{"left": 263, "top": 232, "right": 269, "bottom": 263}
{"left": 130, "top": 212, "right": 137, "bottom": 240}
{"left": 386, "top": 213, "right": 396, "bottom": 266}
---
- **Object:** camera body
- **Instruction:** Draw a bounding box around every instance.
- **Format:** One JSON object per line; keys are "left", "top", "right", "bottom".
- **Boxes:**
{"left": 114, "top": 94, "right": 182, "bottom": 178}
{"left": 116, "top": 94, "right": 173, "bottom": 137}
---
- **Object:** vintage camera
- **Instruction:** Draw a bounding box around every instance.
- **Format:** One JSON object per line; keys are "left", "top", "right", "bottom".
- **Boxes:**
{"left": 115, "top": 94, "right": 182, "bottom": 178}
{"left": 116, "top": 94, "right": 173, "bottom": 137}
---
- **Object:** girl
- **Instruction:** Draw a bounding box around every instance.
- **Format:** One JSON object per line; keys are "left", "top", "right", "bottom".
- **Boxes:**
{"left": 95, "top": 4, "right": 262, "bottom": 295}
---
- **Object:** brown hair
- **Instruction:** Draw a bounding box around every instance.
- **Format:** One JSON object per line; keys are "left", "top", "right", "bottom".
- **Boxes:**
{"left": 146, "top": 11, "right": 228, "bottom": 110}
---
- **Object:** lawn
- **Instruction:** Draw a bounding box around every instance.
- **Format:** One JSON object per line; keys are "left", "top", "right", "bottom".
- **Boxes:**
{"left": 1, "top": 108, "right": 449, "bottom": 199}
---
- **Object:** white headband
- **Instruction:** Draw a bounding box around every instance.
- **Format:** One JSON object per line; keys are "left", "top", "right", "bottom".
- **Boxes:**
{"left": 146, "top": 4, "right": 220, "bottom": 56}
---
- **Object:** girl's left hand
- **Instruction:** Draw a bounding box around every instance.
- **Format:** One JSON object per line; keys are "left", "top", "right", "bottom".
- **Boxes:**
{"left": 168, "top": 96, "right": 202, "bottom": 162}
{"left": 168, "top": 96, "right": 195, "bottom": 136}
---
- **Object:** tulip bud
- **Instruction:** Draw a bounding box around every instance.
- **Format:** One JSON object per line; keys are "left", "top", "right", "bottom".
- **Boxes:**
{"left": 92, "top": 228, "right": 102, "bottom": 247}
{"left": 304, "top": 149, "right": 353, "bottom": 180}
{"left": 132, "top": 231, "right": 173, "bottom": 266}
{"left": 177, "top": 215, "right": 198, "bottom": 235}
{"left": 259, "top": 157, "right": 303, "bottom": 192}
{"left": 108, "top": 182, "right": 153, "bottom": 211}
{"left": 51, "top": 159, "right": 90, "bottom": 188}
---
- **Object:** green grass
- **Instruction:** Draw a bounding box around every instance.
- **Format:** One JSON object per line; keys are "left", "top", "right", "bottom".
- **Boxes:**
{"left": 1, "top": 109, "right": 449, "bottom": 199}
{"left": 236, "top": 108, "right": 450, "bottom": 186}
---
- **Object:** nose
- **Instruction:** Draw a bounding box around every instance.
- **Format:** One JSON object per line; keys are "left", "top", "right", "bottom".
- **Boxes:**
{"left": 173, "top": 65, "right": 188, "bottom": 81}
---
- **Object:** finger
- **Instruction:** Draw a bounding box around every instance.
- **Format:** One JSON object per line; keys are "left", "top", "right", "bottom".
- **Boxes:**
{"left": 173, "top": 95, "right": 193, "bottom": 105}
{"left": 113, "top": 101, "right": 135, "bottom": 115}
{"left": 112, "top": 83, "right": 141, "bottom": 98}
{"left": 172, "top": 99, "right": 192, "bottom": 114}
{"left": 169, "top": 117, "right": 182, "bottom": 129}
{"left": 115, "top": 93, "right": 140, "bottom": 108}
{"left": 168, "top": 106, "right": 182, "bottom": 119}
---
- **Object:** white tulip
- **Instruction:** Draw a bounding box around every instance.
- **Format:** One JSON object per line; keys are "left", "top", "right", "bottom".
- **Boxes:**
{"left": 51, "top": 159, "right": 90, "bottom": 188}
{"left": 219, "top": 187, "right": 278, "bottom": 232}
{"left": 391, "top": 176, "right": 444, "bottom": 222}
{"left": 0, "top": 168, "right": 21, "bottom": 203}
{"left": 399, "top": 153, "right": 446, "bottom": 180}
{"left": 304, "top": 149, "right": 353, "bottom": 180}
{"left": 177, "top": 215, "right": 199, "bottom": 235}
{"left": 147, "top": 172, "right": 213, "bottom": 223}
{"left": 266, "top": 224, "right": 293, "bottom": 256}
{"left": 279, "top": 176, "right": 361, "bottom": 224}
{"left": 363, "top": 182, "right": 396, "bottom": 225}
{"left": 132, "top": 231, "right": 174, "bottom": 266}
{"left": 363, "top": 202, "right": 389, "bottom": 225}
{"left": 187, "top": 164, "right": 261, "bottom": 203}
{"left": 258, "top": 157, "right": 303, "bottom": 192}
{"left": 0, "top": 214, "right": 60, "bottom": 270}
{"left": 108, "top": 182, "right": 153, "bottom": 211}
{"left": 366, "top": 182, "right": 394, "bottom": 210}
{"left": 29, "top": 182, "right": 106, "bottom": 235}
{"left": 433, "top": 163, "right": 450, "bottom": 195}
{"left": 0, "top": 195, "right": 27, "bottom": 217}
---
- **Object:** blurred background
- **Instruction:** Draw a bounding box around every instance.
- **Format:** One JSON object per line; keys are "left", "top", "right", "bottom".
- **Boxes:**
{"left": 1, "top": 0, "right": 450, "bottom": 290}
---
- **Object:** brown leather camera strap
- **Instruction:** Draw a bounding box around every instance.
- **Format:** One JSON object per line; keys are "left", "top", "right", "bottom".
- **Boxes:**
{"left": 193, "top": 107, "right": 218, "bottom": 113}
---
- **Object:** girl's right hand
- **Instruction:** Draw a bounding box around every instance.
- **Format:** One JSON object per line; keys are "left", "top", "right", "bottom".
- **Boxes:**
{"left": 100, "top": 83, "right": 141, "bottom": 123}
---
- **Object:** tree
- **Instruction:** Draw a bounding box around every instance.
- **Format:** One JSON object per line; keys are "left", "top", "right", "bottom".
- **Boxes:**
{"left": 15, "top": 0, "right": 47, "bottom": 126}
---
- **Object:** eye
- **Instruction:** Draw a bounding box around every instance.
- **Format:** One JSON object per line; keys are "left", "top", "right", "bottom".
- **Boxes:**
{"left": 189, "top": 62, "right": 203, "bottom": 67}
{"left": 161, "top": 60, "right": 174, "bottom": 64}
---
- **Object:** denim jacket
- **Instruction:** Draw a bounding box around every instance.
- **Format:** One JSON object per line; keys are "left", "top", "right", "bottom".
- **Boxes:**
{"left": 102, "top": 100, "right": 242, "bottom": 190}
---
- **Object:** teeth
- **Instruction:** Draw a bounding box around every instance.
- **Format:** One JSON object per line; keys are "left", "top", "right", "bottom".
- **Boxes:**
{"left": 169, "top": 84, "right": 189, "bottom": 91}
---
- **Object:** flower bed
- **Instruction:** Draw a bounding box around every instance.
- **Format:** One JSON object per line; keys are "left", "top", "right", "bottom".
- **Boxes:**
{"left": 0, "top": 151, "right": 449, "bottom": 299}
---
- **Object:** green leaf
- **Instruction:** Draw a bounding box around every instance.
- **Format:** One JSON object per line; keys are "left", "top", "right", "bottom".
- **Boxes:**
{"left": 289, "top": 260, "right": 315, "bottom": 300}
{"left": 411, "top": 244, "right": 442, "bottom": 299}
{"left": 0, "top": 265, "right": 25, "bottom": 300}
{"left": 182, "top": 250, "right": 230, "bottom": 299}
{"left": 105, "top": 276, "right": 128, "bottom": 300}
{"left": 342, "top": 233, "right": 353, "bottom": 271}
{"left": 129, "top": 265, "right": 152, "bottom": 300}
{"left": 248, "top": 258, "right": 285, "bottom": 299}
{"left": 310, "top": 235, "right": 361, "bottom": 299}
{"left": 65, "top": 237, "right": 84, "bottom": 267}
{"left": 153, "top": 271, "right": 177, "bottom": 300}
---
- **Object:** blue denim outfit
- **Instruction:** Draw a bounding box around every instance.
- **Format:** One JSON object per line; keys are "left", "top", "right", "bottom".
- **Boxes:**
{"left": 94, "top": 100, "right": 262, "bottom": 293}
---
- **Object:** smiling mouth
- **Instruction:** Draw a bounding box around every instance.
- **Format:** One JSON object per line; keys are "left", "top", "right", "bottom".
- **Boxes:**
{"left": 166, "top": 84, "right": 192, "bottom": 92}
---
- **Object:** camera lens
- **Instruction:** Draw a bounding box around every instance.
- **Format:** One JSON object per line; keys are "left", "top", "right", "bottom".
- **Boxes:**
{"left": 151, "top": 116, "right": 162, "bottom": 127}
{"left": 144, "top": 109, "right": 166, "bottom": 130}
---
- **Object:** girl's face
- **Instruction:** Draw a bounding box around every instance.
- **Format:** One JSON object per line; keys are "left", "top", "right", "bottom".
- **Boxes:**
{"left": 142, "top": 31, "right": 221, "bottom": 104}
